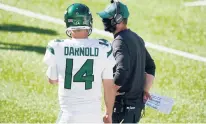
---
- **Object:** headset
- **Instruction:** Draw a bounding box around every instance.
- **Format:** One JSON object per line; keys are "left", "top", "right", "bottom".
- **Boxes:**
{"left": 111, "top": 0, "right": 123, "bottom": 26}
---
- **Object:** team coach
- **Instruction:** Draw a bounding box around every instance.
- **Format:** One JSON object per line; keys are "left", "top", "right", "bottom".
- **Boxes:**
{"left": 97, "top": 0, "right": 156, "bottom": 123}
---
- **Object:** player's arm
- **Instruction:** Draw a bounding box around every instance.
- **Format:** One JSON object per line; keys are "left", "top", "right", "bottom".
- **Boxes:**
{"left": 43, "top": 41, "right": 59, "bottom": 84}
{"left": 49, "top": 79, "right": 58, "bottom": 84}
{"left": 47, "top": 65, "right": 58, "bottom": 84}
{"left": 102, "top": 79, "right": 116, "bottom": 116}
{"left": 102, "top": 53, "right": 118, "bottom": 116}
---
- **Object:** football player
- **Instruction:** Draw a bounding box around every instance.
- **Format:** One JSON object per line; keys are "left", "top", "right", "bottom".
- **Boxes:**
{"left": 43, "top": 3, "right": 117, "bottom": 123}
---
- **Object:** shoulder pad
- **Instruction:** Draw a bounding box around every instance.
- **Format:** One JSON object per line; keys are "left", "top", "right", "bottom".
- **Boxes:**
{"left": 99, "top": 39, "right": 113, "bottom": 58}
{"left": 54, "top": 39, "right": 64, "bottom": 42}
{"left": 46, "top": 39, "right": 63, "bottom": 55}
{"left": 99, "top": 39, "right": 109, "bottom": 47}
{"left": 48, "top": 39, "right": 64, "bottom": 46}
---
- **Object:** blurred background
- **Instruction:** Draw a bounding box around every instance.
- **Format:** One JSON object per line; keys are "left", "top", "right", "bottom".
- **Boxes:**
{"left": 0, "top": 0, "right": 205, "bottom": 123}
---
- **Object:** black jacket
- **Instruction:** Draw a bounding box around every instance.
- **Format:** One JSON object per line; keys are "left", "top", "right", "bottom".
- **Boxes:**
{"left": 112, "top": 29, "right": 156, "bottom": 103}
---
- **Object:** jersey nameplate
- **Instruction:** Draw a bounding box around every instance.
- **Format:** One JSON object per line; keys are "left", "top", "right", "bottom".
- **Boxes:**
{"left": 64, "top": 47, "right": 99, "bottom": 57}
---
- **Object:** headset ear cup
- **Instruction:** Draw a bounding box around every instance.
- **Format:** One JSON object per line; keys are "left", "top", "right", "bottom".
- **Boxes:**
{"left": 115, "top": 14, "right": 123, "bottom": 24}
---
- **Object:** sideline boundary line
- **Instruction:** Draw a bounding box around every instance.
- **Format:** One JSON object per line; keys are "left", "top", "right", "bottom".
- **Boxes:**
{"left": 184, "top": 0, "right": 206, "bottom": 6}
{"left": 0, "top": 3, "right": 206, "bottom": 63}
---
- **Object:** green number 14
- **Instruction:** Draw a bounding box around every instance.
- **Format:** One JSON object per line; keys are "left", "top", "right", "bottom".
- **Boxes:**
{"left": 64, "top": 59, "right": 94, "bottom": 90}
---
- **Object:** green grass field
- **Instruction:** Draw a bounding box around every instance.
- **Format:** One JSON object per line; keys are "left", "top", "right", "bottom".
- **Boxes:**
{"left": 0, "top": 0, "right": 206, "bottom": 123}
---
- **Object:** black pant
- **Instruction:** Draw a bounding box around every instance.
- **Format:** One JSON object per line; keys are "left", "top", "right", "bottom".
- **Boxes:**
{"left": 112, "top": 98, "right": 144, "bottom": 123}
{"left": 112, "top": 107, "right": 142, "bottom": 123}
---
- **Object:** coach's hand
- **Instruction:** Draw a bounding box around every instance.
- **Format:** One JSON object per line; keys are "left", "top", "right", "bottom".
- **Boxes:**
{"left": 143, "top": 91, "right": 151, "bottom": 103}
{"left": 103, "top": 114, "right": 112, "bottom": 124}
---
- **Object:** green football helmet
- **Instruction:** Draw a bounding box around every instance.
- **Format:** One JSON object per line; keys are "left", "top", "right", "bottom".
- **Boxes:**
{"left": 64, "top": 3, "right": 93, "bottom": 37}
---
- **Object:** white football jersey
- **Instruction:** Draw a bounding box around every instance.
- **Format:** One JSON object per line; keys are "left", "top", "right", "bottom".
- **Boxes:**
{"left": 43, "top": 38, "right": 115, "bottom": 116}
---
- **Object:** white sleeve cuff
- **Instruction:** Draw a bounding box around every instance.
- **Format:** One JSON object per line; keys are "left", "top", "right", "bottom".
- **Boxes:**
{"left": 43, "top": 50, "right": 56, "bottom": 66}
{"left": 46, "top": 65, "right": 58, "bottom": 80}
{"left": 102, "top": 65, "right": 114, "bottom": 79}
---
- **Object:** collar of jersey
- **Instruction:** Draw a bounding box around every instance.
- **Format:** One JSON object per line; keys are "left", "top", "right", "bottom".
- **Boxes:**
{"left": 71, "top": 38, "right": 89, "bottom": 41}
{"left": 114, "top": 29, "right": 130, "bottom": 38}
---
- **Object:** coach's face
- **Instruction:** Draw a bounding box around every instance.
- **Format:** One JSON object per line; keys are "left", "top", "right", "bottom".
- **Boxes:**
{"left": 97, "top": 2, "right": 130, "bottom": 33}
{"left": 102, "top": 18, "right": 117, "bottom": 33}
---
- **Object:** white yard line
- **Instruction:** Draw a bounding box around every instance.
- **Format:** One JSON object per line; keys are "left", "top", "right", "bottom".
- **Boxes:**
{"left": 0, "top": 3, "right": 206, "bottom": 63}
{"left": 184, "top": 0, "right": 206, "bottom": 6}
